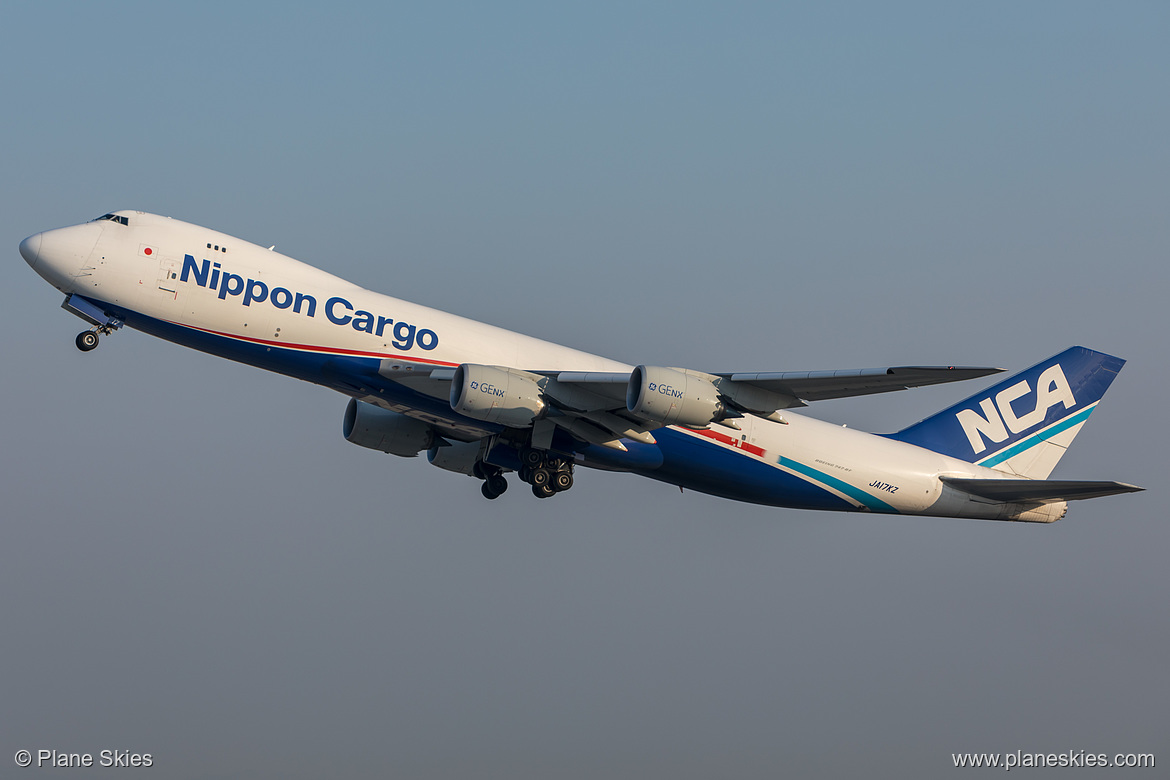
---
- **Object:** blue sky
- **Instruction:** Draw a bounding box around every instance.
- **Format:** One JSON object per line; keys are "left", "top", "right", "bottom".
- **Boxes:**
{"left": 3, "top": 3, "right": 1167, "bottom": 777}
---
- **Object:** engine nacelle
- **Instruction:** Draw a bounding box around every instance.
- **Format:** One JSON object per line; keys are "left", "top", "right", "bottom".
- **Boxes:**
{"left": 626, "top": 365, "right": 724, "bottom": 427}
{"left": 343, "top": 399, "right": 435, "bottom": 457}
{"left": 450, "top": 364, "right": 546, "bottom": 428}
{"left": 427, "top": 439, "right": 491, "bottom": 475}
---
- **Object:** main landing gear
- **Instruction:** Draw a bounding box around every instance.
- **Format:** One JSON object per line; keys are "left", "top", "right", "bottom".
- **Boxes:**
{"left": 472, "top": 446, "right": 576, "bottom": 501}
{"left": 473, "top": 462, "right": 510, "bottom": 500}
{"left": 518, "top": 447, "right": 574, "bottom": 500}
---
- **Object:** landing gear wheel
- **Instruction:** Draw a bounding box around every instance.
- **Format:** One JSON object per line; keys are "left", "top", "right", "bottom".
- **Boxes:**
{"left": 521, "top": 447, "right": 545, "bottom": 468}
{"left": 76, "top": 331, "right": 99, "bottom": 351}
{"left": 487, "top": 474, "right": 508, "bottom": 497}
{"left": 554, "top": 471, "right": 573, "bottom": 492}
{"left": 519, "top": 465, "right": 533, "bottom": 484}
{"left": 531, "top": 468, "right": 551, "bottom": 488}
{"left": 532, "top": 483, "right": 556, "bottom": 499}
{"left": 481, "top": 481, "right": 500, "bottom": 500}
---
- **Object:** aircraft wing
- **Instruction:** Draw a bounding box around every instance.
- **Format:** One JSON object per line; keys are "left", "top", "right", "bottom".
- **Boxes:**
{"left": 380, "top": 361, "right": 1005, "bottom": 450}
{"left": 548, "top": 364, "right": 1004, "bottom": 409}
{"left": 712, "top": 365, "right": 1004, "bottom": 404}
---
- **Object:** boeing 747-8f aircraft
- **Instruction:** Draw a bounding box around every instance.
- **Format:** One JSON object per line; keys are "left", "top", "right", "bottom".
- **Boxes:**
{"left": 20, "top": 211, "right": 1142, "bottom": 520}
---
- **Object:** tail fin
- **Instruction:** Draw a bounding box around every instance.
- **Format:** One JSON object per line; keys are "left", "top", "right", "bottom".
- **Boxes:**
{"left": 889, "top": 347, "right": 1126, "bottom": 478}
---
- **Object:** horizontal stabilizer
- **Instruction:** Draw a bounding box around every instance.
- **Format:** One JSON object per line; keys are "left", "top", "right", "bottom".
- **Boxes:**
{"left": 940, "top": 476, "right": 1144, "bottom": 503}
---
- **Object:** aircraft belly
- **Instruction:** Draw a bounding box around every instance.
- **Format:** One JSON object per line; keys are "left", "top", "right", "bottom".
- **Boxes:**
{"left": 593, "top": 417, "right": 952, "bottom": 514}
{"left": 80, "top": 303, "right": 952, "bottom": 517}
{"left": 634, "top": 427, "right": 858, "bottom": 511}
{"left": 104, "top": 302, "right": 500, "bottom": 436}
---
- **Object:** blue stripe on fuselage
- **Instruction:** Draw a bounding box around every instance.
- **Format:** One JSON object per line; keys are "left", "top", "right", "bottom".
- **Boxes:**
{"left": 100, "top": 299, "right": 865, "bottom": 512}
{"left": 96, "top": 299, "right": 497, "bottom": 435}
{"left": 776, "top": 457, "right": 898, "bottom": 513}
{"left": 635, "top": 427, "right": 858, "bottom": 511}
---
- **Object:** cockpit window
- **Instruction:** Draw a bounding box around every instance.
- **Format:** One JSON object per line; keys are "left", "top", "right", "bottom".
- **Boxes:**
{"left": 91, "top": 213, "right": 129, "bottom": 226}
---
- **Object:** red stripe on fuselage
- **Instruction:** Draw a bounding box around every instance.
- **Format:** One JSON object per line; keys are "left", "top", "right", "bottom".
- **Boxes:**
{"left": 691, "top": 427, "right": 766, "bottom": 457}
{"left": 169, "top": 322, "right": 459, "bottom": 367}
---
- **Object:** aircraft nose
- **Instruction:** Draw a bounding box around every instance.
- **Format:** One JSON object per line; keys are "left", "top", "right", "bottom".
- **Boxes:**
{"left": 19, "top": 232, "right": 42, "bottom": 268}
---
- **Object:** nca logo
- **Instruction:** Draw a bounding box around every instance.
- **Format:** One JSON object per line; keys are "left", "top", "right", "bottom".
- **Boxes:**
{"left": 957, "top": 364, "right": 1076, "bottom": 454}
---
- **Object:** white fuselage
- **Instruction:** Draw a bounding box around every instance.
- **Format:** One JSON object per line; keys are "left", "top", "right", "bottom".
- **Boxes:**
{"left": 20, "top": 211, "right": 1063, "bottom": 521}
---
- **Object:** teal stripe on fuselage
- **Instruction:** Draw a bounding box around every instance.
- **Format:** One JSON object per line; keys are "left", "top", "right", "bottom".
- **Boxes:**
{"left": 978, "top": 405, "right": 1096, "bottom": 469}
{"left": 777, "top": 457, "right": 899, "bottom": 514}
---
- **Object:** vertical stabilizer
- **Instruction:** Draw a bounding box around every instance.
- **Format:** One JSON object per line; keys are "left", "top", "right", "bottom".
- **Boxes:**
{"left": 888, "top": 347, "right": 1125, "bottom": 478}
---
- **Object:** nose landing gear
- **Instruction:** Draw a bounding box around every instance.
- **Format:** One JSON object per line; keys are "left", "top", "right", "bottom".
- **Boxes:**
{"left": 75, "top": 330, "right": 100, "bottom": 351}
{"left": 74, "top": 321, "right": 120, "bottom": 352}
{"left": 63, "top": 294, "right": 123, "bottom": 352}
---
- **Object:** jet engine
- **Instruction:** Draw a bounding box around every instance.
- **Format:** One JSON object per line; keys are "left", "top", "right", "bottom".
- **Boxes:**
{"left": 626, "top": 366, "right": 724, "bottom": 427}
{"left": 343, "top": 399, "right": 435, "bottom": 457}
{"left": 450, "top": 364, "right": 546, "bottom": 427}
{"left": 427, "top": 439, "right": 491, "bottom": 475}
